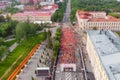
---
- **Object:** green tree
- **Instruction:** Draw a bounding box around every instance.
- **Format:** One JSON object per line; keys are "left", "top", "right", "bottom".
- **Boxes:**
{"left": 43, "top": 30, "right": 47, "bottom": 40}
{"left": 93, "top": 27, "right": 97, "bottom": 30}
{"left": 0, "top": 15, "right": 5, "bottom": 22}
{"left": 51, "top": 1, "right": 67, "bottom": 22}
{"left": 0, "top": 45, "right": 8, "bottom": 61}
{"left": 47, "top": 30, "right": 53, "bottom": 49}
{"left": 6, "top": 15, "right": 11, "bottom": 21}
{"left": 53, "top": 40, "right": 59, "bottom": 51}
{"left": 0, "top": 37, "right": 4, "bottom": 45}
{"left": 15, "top": 22, "right": 29, "bottom": 42}
{"left": 29, "top": 23, "right": 39, "bottom": 34}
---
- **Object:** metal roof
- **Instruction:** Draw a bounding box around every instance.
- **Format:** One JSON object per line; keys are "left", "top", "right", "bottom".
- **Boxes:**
{"left": 87, "top": 30, "right": 120, "bottom": 80}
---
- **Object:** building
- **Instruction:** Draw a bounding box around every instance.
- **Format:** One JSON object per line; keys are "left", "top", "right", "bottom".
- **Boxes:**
{"left": 76, "top": 10, "right": 120, "bottom": 31}
{"left": 20, "top": 0, "right": 29, "bottom": 4}
{"left": 40, "top": 0, "right": 54, "bottom": 5}
{"left": 86, "top": 30, "right": 120, "bottom": 80}
{"left": 14, "top": 5, "right": 24, "bottom": 10}
{"left": 0, "top": 13, "right": 11, "bottom": 19}
{"left": 59, "top": 28, "right": 76, "bottom": 72}
{"left": 40, "top": 4, "right": 58, "bottom": 13}
{"left": 12, "top": 11, "right": 52, "bottom": 24}
{"left": 36, "top": 67, "right": 50, "bottom": 80}
{"left": 0, "top": 1, "right": 9, "bottom": 10}
{"left": 24, "top": 5, "right": 37, "bottom": 11}
{"left": 19, "top": 0, "right": 41, "bottom": 5}
{"left": 12, "top": 4, "right": 58, "bottom": 24}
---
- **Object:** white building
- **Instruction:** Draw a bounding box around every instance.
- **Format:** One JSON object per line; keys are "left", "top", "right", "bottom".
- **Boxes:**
{"left": 40, "top": 0, "right": 54, "bottom": 5}
{"left": 86, "top": 30, "right": 120, "bottom": 80}
{"left": 14, "top": 5, "right": 24, "bottom": 10}
{"left": 76, "top": 10, "right": 120, "bottom": 31}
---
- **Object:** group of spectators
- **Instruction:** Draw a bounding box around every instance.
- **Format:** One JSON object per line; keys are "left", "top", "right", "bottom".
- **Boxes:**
{"left": 59, "top": 28, "right": 76, "bottom": 64}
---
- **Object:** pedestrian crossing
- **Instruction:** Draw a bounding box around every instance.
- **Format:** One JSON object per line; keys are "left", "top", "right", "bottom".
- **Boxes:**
{"left": 65, "top": 72, "right": 72, "bottom": 80}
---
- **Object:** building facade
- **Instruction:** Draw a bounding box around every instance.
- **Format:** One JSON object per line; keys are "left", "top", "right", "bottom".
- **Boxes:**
{"left": 86, "top": 30, "right": 120, "bottom": 80}
{"left": 12, "top": 11, "right": 52, "bottom": 24}
{"left": 12, "top": 4, "right": 58, "bottom": 24}
{"left": 0, "top": 1, "right": 9, "bottom": 10}
{"left": 76, "top": 10, "right": 120, "bottom": 31}
{"left": 20, "top": 0, "right": 29, "bottom": 4}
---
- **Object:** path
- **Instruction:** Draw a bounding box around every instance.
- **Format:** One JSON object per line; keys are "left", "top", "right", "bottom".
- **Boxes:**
{"left": 9, "top": 42, "right": 18, "bottom": 52}
{"left": 4, "top": 38, "right": 15, "bottom": 42}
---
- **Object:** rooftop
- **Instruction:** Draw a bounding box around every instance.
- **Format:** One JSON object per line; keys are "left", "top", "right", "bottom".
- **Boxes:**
{"left": 40, "top": 4, "right": 58, "bottom": 11}
{"left": 87, "top": 30, "right": 120, "bottom": 80}
{"left": 77, "top": 10, "right": 120, "bottom": 22}
{"left": 12, "top": 11, "right": 52, "bottom": 17}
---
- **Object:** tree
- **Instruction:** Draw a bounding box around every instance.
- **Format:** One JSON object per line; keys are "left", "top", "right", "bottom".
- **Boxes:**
{"left": 0, "top": 37, "right": 4, "bottom": 45}
{"left": 93, "top": 27, "right": 97, "bottom": 30}
{"left": 51, "top": 1, "right": 67, "bottom": 22}
{"left": 15, "top": 22, "right": 29, "bottom": 42}
{"left": 0, "top": 15, "right": 5, "bottom": 22}
{"left": 43, "top": 30, "right": 47, "bottom": 40}
{"left": 6, "top": 15, "right": 11, "bottom": 21}
{"left": 53, "top": 40, "right": 59, "bottom": 53}
{"left": 0, "top": 45, "right": 8, "bottom": 61}
{"left": 46, "top": 30, "right": 53, "bottom": 49}
{"left": 31, "top": 77, "right": 34, "bottom": 80}
{"left": 37, "top": 5, "right": 41, "bottom": 9}
{"left": 39, "top": 58, "right": 41, "bottom": 63}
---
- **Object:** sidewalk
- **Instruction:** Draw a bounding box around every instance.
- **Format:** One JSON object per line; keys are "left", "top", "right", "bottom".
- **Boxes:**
{"left": 9, "top": 42, "right": 18, "bottom": 52}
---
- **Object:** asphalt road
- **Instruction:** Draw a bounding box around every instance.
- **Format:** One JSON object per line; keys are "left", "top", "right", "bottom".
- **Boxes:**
{"left": 62, "top": 0, "right": 71, "bottom": 23}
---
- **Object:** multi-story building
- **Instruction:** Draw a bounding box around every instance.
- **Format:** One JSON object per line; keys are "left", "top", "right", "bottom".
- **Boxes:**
{"left": 20, "top": 0, "right": 29, "bottom": 4}
{"left": 12, "top": 11, "right": 52, "bottom": 24}
{"left": 76, "top": 10, "right": 120, "bottom": 31}
{"left": 24, "top": 5, "right": 37, "bottom": 11}
{"left": 0, "top": 1, "right": 9, "bottom": 10}
{"left": 40, "top": 4, "right": 58, "bottom": 13}
{"left": 19, "top": 0, "right": 41, "bottom": 5}
{"left": 12, "top": 4, "right": 58, "bottom": 24}
{"left": 86, "top": 30, "right": 120, "bottom": 80}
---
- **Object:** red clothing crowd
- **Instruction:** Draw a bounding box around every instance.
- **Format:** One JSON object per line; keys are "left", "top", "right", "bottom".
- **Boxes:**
{"left": 59, "top": 28, "right": 76, "bottom": 64}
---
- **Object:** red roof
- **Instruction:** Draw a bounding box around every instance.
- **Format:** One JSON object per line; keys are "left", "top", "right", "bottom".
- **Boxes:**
{"left": 77, "top": 10, "right": 120, "bottom": 22}
{"left": 40, "top": 4, "right": 58, "bottom": 11}
{"left": 12, "top": 11, "right": 52, "bottom": 17}
{"left": 89, "top": 18, "right": 120, "bottom": 22}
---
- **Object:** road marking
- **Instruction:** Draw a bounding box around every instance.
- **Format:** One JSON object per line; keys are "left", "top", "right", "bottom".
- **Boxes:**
{"left": 65, "top": 72, "right": 72, "bottom": 80}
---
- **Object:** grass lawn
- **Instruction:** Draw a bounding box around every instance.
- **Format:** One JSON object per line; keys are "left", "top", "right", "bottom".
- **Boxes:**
{"left": 0, "top": 33, "right": 44, "bottom": 80}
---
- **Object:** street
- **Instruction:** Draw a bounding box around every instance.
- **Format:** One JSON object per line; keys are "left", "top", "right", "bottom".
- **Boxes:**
{"left": 62, "top": 0, "right": 71, "bottom": 23}
{"left": 74, "top": 28, "right": 95, "bottom": 80}
{"left": 55, "top": 0, "right": 95, "bottom": 80}
{"left": 55, "top": 0, "right": 85, "bottom": 80}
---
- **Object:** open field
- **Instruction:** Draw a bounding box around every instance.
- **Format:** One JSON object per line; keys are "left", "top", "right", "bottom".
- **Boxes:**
{"left": 0, "top": 33, "right": 44, "bottom": 80}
